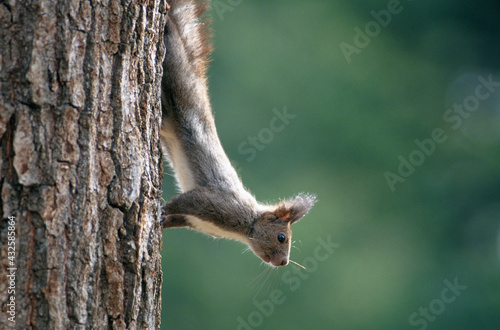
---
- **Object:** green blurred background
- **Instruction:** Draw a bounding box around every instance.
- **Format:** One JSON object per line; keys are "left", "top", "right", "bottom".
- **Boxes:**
{"left": 161, "top": 1, "right": 500, "bottom": 329}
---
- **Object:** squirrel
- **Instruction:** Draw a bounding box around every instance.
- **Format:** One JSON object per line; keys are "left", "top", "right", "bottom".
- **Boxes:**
{"left": 160, "top": 0, "right": 315, "bottom": 267}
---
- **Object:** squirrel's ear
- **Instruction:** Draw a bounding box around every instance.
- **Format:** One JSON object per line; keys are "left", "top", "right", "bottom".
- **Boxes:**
{"left": 274, "top": 193, "right": 316, "bottom": 225}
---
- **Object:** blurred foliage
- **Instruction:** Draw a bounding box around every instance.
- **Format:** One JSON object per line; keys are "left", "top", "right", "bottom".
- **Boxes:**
{"left": 161, "top": 1, "right": 500, "bottom": 329}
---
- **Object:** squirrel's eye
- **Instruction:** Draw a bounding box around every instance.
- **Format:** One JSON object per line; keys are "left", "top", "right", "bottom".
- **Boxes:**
{"left": 277, "top": 233, "right": 286, "bottom": 243}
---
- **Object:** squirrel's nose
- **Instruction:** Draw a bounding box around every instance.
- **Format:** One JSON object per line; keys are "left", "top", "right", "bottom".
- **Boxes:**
{"left": 269, "top": 256, "right": 288, "bottom": 267}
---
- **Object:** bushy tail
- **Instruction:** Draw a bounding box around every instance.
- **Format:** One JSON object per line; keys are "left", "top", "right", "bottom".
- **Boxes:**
{"left": 167, "top": 0, "right": 212, "bottom": 78}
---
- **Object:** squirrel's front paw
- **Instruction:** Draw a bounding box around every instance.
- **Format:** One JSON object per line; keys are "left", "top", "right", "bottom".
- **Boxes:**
{"left": 161, "top": 212, "right": 189, "bottom": 229}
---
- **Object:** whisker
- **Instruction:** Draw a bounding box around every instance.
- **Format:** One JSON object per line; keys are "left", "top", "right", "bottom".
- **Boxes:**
{"left": 271, "top": 268, "right": 280, "bottom": 291}
{"left": 289, "top": 259, "right": 306, "bottom": 270}
{"left": 248, "top": 267, "right": 269, "bottom": 287}
{"left": 253, "top": 266, "right": 274, "bottom": 299}
{"left": 291, "top": 240, "right": 302, "bottom": 253}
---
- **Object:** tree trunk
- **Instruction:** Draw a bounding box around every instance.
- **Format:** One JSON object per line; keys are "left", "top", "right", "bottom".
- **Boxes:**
{"left": 0, "top": 1, "right": 167, "bottom": 328}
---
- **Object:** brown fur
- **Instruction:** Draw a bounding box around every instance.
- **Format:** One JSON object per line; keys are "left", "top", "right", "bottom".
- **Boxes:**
{"left": 161, "top": 0, "right": 316, "bottom": 267}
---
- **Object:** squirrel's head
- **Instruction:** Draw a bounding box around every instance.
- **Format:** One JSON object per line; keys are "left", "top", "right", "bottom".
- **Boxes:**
{"left": 248, "top": 194, "right": 316, "bottom": 267}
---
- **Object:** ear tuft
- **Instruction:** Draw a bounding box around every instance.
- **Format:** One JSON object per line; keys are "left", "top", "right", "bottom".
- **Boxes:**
{"left": 275, "top": 193, "right": 316, "bottom": 224}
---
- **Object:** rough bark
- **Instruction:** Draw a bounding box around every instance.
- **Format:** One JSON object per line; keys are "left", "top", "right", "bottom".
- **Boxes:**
{"left": 0, "top": 0, "right": 167, "bottom": 328}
